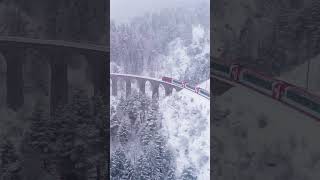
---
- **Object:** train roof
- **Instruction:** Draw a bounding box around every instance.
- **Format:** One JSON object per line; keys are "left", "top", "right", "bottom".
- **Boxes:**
{"left": 245, "top": 68, "right": 320, "bottom": 101}
{"left": 284, "top": 83, "right": 320, "bottom": 102}
{"left": 242, "top": 68, "right": 277, "bottom": 82}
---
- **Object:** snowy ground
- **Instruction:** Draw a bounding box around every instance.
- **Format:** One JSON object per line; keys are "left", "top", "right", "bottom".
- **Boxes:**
{"left": 159, "top": 79, "right": 210, "bottom": 179}
{"left": 215, "top": 83, "right": 320, "bottom": 149}
{"left": 110, "top": 79, "right": 210, "bottom": 179}
{"left": 214, "top": 63, "right": 320, "bottom": 179}
{"left": 143, "top": 24, "right": 209, "bottom": 82}
{"left": 279, "top": 54, "right": 320, "bottom": 95}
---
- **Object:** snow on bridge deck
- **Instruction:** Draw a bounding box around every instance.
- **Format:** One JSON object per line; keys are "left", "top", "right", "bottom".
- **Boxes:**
{"left": 110, "top": 73, "right": 210, "bottom": 100}
{"left": 111, "top": 73, "right": 165, "bottom": 82}
{"left": 0, "top": 36, "right": 108, "bottom": 53}
{"left": 110, "top": 73, "right": 183, "bottom": 89}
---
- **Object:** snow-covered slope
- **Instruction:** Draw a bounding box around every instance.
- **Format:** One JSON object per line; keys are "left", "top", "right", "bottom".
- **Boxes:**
{"left": 279, "top": 54, "right": 320, "bottom": 95}
{"left": 215, "top": 84, "right": 319, "bottom": 148}
{"left": 214, "top": 78, "right": 320, "bottom": 179}
{"left": 159, "top": 79, "right": 210, "bottom": 179}
{"left": 146, "top": 24, "right": 209, "bottom": 84}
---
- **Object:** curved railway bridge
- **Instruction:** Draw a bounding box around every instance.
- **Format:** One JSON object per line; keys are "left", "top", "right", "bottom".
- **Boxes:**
{"left": 110, "top": 74, "right": 211, "bottom": 100}
{"left": 0, "top": 36, "right": 108, "bottom": 114}
{"left": 110, "top": 73, "right": 183, "bottom": 98}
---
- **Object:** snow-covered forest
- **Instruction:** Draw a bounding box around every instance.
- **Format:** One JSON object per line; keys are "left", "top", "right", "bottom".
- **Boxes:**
{"left": 0, "top": 1, "right": 107, "bottom": 179}
{"left": 111, "top": 1, "right": 210, "bottom": 179}
{"left": 213, "top": 0, "right": 320, "bottom": 76}
{"left": 110, "top": 2, "right": 209, "bottom": 85}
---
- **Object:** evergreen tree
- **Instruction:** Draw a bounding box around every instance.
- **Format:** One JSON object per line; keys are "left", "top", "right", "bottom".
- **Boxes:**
{"left": 111, "top": 93, "right": 178, "bottom": 179}
{"left": 70, "top": 88, "right": 92, "bottom": 124}
{"left": 139, "top": 124, "right": 153, "bottom": 146}
{"left": 92, "top": 94, "right": 108, "bottom": 180}
{"left": 166, "top": 168, "right": 177, "bottom": 180}
{"left": 180, "top": 167, "right": 197, "bottom": 180}
{"left": 28, "top": 103, "right": 52, "bottom": 155}
{"left": 110, "top": 149, "right": 126, "bottom": 178}
{"left": 26, "top": 102, "right": 59, "bottom": 176}
{"left": 0, "top": 139, "right": 21, "bottom": 180}
{"left": 134, "top": 155, "right": 152, "bottom": 180}
{"left": 121, "top": 159, "right": 134, "bottom": 180}
{"left": 118, "top": 121, "right": 130, "bottom": 145}
{"left": 52, "top": 104, "right": 78, "bottom": 179}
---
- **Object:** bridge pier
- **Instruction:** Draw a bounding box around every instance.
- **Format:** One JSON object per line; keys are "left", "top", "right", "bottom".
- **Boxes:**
{"left": 152, "top": 83, "right": 159, "bottom": 99}
{"left": 111, "top": 77, "right": 118, "bottom": 96}
{"left": 139, "top": 80, "right": 146, "bottom": 94}
{"left": 0, "top": 37, "right": 109, "bottom": 114}
{"left": 3, "top": 49, "right": 24, "bottom": 111}
{"left": 91, "top": 53, "right": 108, "bottom": 101}
{"left": 109, "top": 74, "right": 186, "bottom": 98}
{"left": 126, "top": 79, "right": 131, "bottom": 97}
{"left": 164, "top": 85, "right": 173, "bottom": 96}
{"left": 50, "top": 53, "right": 68, "bottom": 115}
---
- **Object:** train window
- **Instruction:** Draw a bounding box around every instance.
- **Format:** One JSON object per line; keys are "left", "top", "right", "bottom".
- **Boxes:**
{"left": 173, "top": 79, "right": 182, "bottom": 85}
{"left": 243, "top": 73, "right": 273, "bottom": 90}
{"left": 200, "top": 89, "right": 210, "bottom": 97}
{"left": 286, "top": 90, "right": 320, "bottom": 113}
{"left": 213, "top": 63, "right": 230, "bottom": 73}
{"left": 186, "top": 84, "right": 195, "bottom": 89}
{"left": 162, "top": 77, "right": 171, "bottom": 82}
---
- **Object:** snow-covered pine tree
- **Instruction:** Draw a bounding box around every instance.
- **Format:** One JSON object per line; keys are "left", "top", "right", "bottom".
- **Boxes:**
{"left": 71, "top": 89, "right": 96, "bottom": 172}
{"left": 91, "top": 94, "right": 108, "bottom": 179}
{"left": 180, "top": 167, "right": 198, "bottom": 180}
{"left": 110, "top": 149, "right": 126, "bottom": 178}
{"left": 111, "top": 113, "right": 120, "bottom": 141}
{"left": 134, "top": 155, "right": 153, "bottom": 180}
{"left": 117, "top": 96, "right": 127, "bottom": 113}
{"left": 50, "top": 103, "right": 81, "bottom": 179}
{"left": 117, "top": 120, "right": 130, "bottom": 146}
{"left": 111, "top": 92, "right": 178, "bottom": 179}
{"left": 144, "top": 134, "right": 166, "bottom": 179}
{"left": 166, "top": 167, "right": 177, "bottom": 180}
{"left": 0, "top": 139, "right": 21, "bottom": 180}
{"left": 70, "top": 88, "right": 92, "bottom": 124}
{"left": 139, "top": 121, "right": 154, "bottom": 146}
{"left": 28, "top": 102, "right": 52, "bottom": 155}
{"left": 121, "top": 159, "right": 134, "bottom": 180}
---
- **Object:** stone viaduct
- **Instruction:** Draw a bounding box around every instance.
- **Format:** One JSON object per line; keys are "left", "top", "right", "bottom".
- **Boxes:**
{"left": 110, "top": 73, "right": 183, "bottom": 98}
{"left": 0, "top": 36, "right": 108, "bottom": 114}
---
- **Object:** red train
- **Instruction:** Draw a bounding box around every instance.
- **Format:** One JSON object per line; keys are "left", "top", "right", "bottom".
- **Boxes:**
{"left": 161, "top": 77, "right": 210, "bottom": 99}
{"left": 213, "top": 61, "right": 320, "bottom": 120}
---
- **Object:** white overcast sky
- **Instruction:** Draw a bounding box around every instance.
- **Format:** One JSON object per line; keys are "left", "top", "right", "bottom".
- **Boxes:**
{"left": 111, "top": 0, "right": 209, "bottom": 23}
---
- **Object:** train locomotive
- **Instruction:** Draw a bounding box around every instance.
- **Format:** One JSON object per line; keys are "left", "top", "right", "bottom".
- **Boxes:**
{"left": 213, "top": 61, "right": 320, "bottom": 120}
{"left": 161, "top": 76, "right": 210, "bottom": 99}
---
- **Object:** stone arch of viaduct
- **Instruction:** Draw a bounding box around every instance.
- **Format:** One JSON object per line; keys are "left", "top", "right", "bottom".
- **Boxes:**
{"left": 110, "top": 73, "right": 183, "bottom": 98}
{"left": 0, "top": 36, "right": 108, "bottom": 114}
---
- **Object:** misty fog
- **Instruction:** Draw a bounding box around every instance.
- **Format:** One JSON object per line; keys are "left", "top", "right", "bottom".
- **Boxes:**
{"left": 111, "top": 0, "right": 208, "bottom": 22}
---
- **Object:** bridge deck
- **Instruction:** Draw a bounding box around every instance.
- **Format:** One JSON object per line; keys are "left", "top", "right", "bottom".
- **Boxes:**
{"left": 0, "top": 36, "right": 108, "bottom": 53}
{"left": 110, "top": 73, "right": 210, "bottom": 99}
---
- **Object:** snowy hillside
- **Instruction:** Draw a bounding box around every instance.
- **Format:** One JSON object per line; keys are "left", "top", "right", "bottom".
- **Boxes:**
{"left": 214, "top": 78, "right": 320, "bottom": 179}
{"left": 159, "top": 79, "right": 210, "bottom": 179}
{"left": 279, "top": 54, "right": 320, "bottom": 95}
{"left": 150, "top": 25, "right": 209, "bottom": 85}
{"left": 110, "top": 2, "right": 209, "bottom": 179}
